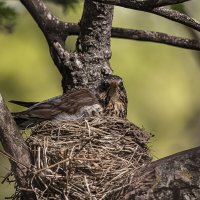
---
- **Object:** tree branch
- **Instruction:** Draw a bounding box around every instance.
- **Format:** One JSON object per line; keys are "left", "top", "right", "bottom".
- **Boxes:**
{"left": 151, "top": 7, "right": 200, "bottom": 32}
{"left": 20, "top": 0, "right": 200, "bottom": 89}
{"left": 20, "top": 0, "right": 77, "bottom": 80}
{"left": 93, "top": 0, "right": 199, "bottom": 32}
{"left": 0, "top": 95, "right": 36, "bottom": 199}
{"left": 111, "top": 27, "right": 200, "bottom": 50}
{"left": 63, "top": 23, "right": 200, "bottom": 51}
{"left": 156, "top": 0, "right": 190, "bottom": 7}
{"left": 19, "top": 0, "right": 72, "bottom": 42}
{"left": 93, "top": 0, "right": 190, "bottom": 10}
{"left": 125, "top": 146, "right": 200, "bottom": 199}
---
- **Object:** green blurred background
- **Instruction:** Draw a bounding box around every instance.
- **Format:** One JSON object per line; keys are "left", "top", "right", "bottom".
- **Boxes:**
{"left": 0, "top": 1, "right": 200, "bottom": 198}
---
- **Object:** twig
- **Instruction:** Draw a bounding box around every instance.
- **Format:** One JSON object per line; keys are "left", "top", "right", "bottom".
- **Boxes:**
{"left": 151, "top": 7, "right": 200, "bottom": 32}
{"left": 93, "top": 0, "right": 191, "bottom": 10}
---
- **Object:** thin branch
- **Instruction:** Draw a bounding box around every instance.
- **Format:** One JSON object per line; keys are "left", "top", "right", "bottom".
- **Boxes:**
{"left": 155, "top": 0, "right": 191, "bottom": 7}
{"left": 111, "top": 27, "right": 200, "bottom": 50}
{"left": 93, "top": 0, "right": 190, "bottom": 10}
{"left": 93, "top": 0, "right": 199, "bottom": 32}
{"left": 65, "top": 23, "right": 200, "bottom": 51}
{"left": 20, "top": 0, "right": 68, "bottom": 42}
{"left": 151, "top": 7, "right": 200, "bottom": 32}
{"left": 0, "top": 94, "right": 36, "bottom": 199}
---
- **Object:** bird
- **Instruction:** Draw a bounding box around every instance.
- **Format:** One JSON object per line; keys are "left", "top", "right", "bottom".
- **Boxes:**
{"left": 10, "top": 75, "right": 127, "bottom": 128}
{"left": 11, "top": 89, "right": 102, "bottom": 129}
{"left": 97, "top": 75, "right": 127, "bottom": 118}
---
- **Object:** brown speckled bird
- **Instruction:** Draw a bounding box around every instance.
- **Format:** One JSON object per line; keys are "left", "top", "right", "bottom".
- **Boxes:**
{"left": 11, "top": 75, "right": 127, "bottom": 128}
{"left": 11, "top": 89, "right": 102, "bottom": 128}
{"left": 98, "top": 75, "right": 127, "bottom": 118}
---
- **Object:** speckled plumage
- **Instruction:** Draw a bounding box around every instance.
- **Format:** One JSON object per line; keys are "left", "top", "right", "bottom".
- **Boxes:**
{"left": 11, "top": 75, "right": 127, "bottom": 128}
{"left": 12, "top": 89, "right": 102, "bottom": 128}
{"left": 97, "top": 75, "right": 128, "bottom": 118}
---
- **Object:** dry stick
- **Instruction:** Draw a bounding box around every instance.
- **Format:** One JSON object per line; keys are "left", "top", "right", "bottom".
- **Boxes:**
{"left": 0, "top": 150, "right": 29, "bottom": 169}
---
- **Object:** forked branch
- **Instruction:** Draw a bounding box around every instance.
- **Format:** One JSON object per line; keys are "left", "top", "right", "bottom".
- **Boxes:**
{"left": 63, "top": 23, "right": 200, "bottom": 51}
{"left": 93, "top": 0, "right": 200, "bottom": 32}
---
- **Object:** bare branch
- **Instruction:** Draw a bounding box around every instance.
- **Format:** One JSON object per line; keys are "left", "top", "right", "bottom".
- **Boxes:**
{"left": 19, "top": 0, "right": 74, "bottom": 42}
{"left": 0, "top": 95, "right": 36, "bottom": 199}
{"left": 64, "top": 23, "right": 200, "bottom": 51}
{"left": 93, "top": 0, "right": 190, "bottom": 10}
{"left": 111, "top": 27, "right": 200, "bottom": 50}
{"left": 155, "top": 0, "right": 191, "bottom": 7}
{"left": 19, "top": 0, "right": 75, "bottom": 84}
{"left": 20, "top": 0, "right": 61, "bottom": 40}
{"left": 93, "top": 0, "right": 199, "bottom": 32}
{"left": 151, "top": 7, "right": 200, "bottom": 32}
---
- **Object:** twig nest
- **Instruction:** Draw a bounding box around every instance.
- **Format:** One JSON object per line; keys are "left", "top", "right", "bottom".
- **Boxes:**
{"left": 27, "top": 117, "right": 151, "bottom": 199}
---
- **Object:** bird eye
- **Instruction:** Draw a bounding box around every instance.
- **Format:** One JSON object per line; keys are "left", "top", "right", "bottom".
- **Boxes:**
{"left": 118, "top": 79, "right": 123, "bottom": 87}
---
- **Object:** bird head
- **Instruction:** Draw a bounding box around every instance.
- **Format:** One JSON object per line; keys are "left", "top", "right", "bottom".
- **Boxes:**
{"left": 97, "top": 75, "right": 128, "bottom": 118}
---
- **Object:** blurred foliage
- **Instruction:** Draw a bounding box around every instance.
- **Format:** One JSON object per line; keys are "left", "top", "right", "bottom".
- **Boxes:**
{"left": 0, "top": 0, "right": 200, "bottom": 198}
{"left": 46, "top": 0, "right": 80, "bottom": 11}
{"left": 0, "top": 1, "right": 17, "bottom": 33}
{"left": 170, "top": 3, "right": 185, "bottom": 13}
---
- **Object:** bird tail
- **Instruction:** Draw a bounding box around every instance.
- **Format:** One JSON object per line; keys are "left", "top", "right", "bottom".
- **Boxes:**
{"left": 9, "top": 100, "right": 37, "bottom": 108}
{"left": 12, "top": 112, "right": 38, "bottom": 129}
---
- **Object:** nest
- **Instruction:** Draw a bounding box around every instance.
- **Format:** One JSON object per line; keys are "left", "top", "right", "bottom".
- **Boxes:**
{"left": 20, "top": 117, "right": 151, "bottom": 199}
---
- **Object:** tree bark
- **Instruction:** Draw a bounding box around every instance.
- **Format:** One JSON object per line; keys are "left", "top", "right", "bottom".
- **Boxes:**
{"left": 73, "top": 0, "right": 113, "bottom": 88}
{"left": 20, "top": 0, "right": 114, "bottom": 92}
{"left": 0, "top": 95, "right": 36, "bottom": 199}
{"left": 125, "top": 146, "right": 200, "bottom": 199}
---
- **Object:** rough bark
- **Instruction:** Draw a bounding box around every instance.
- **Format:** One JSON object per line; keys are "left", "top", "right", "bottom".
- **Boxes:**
{"left": 0, "top": 95, "right": 36, "bottom": 199}
{"left": 125, "top": 146, "right": 200, "bottom": 199}
{"left": 73, "top": 0, "right": 113, "bottom": 88}
{"left": 20, "top": 0, "right": 113, "bottom": 92}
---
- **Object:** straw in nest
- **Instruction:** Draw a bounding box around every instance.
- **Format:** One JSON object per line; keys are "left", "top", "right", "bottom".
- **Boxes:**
{"left": 15, "top": 117, "right": 152, "bottom": 199}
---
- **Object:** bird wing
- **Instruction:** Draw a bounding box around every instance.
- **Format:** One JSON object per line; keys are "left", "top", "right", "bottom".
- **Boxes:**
{"left": 13, "top": 89, "right": 99, "bottom": 120}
